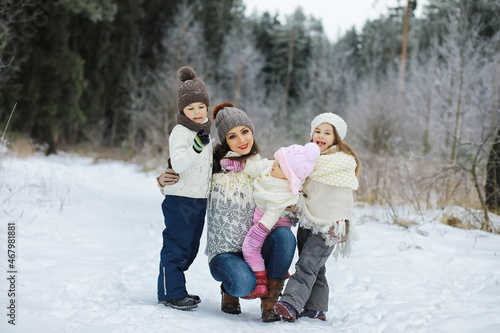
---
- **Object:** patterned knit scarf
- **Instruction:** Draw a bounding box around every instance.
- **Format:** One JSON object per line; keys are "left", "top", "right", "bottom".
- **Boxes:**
{"left": 176, "top": 113, "right": 211, "bottom": 134}
{"left": 309, "top": 146, "right": 358, "bottom": 190}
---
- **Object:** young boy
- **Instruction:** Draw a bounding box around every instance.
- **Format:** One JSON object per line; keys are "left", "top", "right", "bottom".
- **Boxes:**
{"left": 157, "top": 66, "right": 212, "bottom": 310}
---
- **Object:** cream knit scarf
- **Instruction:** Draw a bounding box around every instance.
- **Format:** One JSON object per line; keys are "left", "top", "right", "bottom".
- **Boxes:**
{"left": 210, "top": 151, "right": 254, "bottom": 209}
{"left": 309, "top": 146, "right": 358, "bottom": 190}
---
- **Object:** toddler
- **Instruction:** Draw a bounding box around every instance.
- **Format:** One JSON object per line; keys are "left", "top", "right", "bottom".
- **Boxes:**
{"left": 242, "top": 142, "right": 320, "bottom": 298}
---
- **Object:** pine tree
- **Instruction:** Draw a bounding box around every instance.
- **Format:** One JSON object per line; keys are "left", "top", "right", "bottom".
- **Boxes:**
{"left": 70, "top": 0, "right": 144, "bottom": 147}
{"left": 7, "top": 4, "right": 86, "bottom": 154}
{"left": 250, "top": 11, "right": 281, "bottom": 89}
{"left": 267, "top": 7, "right": 312, "bottom": 119}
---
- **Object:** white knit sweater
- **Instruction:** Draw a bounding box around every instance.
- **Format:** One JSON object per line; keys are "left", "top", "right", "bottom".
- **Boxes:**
{"left": 161, "top": 124, "right": 213, "bottom": 199}
{"left": 252, "top": 165, "right": 299, "bottom": 230}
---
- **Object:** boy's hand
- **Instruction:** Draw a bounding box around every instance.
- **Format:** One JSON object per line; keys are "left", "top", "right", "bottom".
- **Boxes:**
{"left": 193, "top": 129, "right": 210, "bottom": 153}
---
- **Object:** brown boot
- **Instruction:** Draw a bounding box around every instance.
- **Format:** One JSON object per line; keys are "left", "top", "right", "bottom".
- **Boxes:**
{"left": 221, "top": 284, "right": 241, "bottom": 315}
{"left": 260, "top": 278, "right": 285, "bottom": 322}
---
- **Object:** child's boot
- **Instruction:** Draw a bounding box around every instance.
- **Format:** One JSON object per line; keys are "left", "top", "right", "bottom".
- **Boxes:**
{"left": 274, "top": 301, "right": 298, "bottom": 322}
{"left": 260, "top": 278, "right": 285, "bottom": 322}
{"left": 298, "top": 309, "right": 326, "bottom": 321}
{"left": 159, "top": 296, "right": 198, "bottom": 311}
{"left": 242, "top": 271, "right": 268, "bottom": 299}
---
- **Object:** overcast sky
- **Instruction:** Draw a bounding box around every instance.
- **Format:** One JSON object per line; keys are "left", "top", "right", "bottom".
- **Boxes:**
{"left": 243, "top": 0, "right": 428, "bottom": 42}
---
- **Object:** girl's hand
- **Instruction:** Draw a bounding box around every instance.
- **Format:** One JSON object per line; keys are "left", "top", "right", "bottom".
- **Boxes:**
{"left": 328, "top": 221, "right": 349, "bottom": 243}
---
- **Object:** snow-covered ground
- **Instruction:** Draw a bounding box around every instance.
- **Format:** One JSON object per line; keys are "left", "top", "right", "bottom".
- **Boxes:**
{"left": 1, "top": 153, "right": 499, "bottom": 333}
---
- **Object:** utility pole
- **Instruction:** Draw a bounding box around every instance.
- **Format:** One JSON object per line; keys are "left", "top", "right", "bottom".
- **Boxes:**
{"left": 398, "top": 0, "right": 412, "bottom": 90}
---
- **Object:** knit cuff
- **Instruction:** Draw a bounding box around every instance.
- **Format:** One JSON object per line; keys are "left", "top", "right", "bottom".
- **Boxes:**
{"left": 193, "top": 135, "right": 204, "bottom": 153}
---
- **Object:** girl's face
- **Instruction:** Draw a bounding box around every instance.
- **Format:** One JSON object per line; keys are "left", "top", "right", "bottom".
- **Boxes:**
{"left": 312, "top": 122, "right": 336, "bottom": 152}
{"left": 183, "top": 102, "right": 208, "bottom": 124}
{"left": 271, "top": 159, "right": 287, "bottom": 179}
{"left": 226, "top": 126, "right": 254, "bottom": 155}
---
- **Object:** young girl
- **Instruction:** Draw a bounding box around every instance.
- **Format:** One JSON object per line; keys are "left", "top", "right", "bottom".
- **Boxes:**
{"left": 157, "top": 66, "right": 212, "bottom": 310}
{"left": 242, "top": 142, "right": 320, "bottom": 299}
{"left": 274, "top": 112, "right": 360, "bottom": 322}
{"left": 206, "top": 102, "right": 297, "bottom": 322}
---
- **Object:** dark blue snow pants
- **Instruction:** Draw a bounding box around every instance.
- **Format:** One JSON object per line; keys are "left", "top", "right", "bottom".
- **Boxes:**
{"left": 157, "top": 195, "right": 207, "bottom": 301}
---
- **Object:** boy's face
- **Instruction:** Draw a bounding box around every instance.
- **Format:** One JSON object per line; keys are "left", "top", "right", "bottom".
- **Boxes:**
{"left": 271, "top": 160, "right": 287, "bottom": 179}
{"left": 312, "top": 122, "right": 335, "bottom": 152}
{"left": 183, "top": 102, "right": 208, "bottom": 124}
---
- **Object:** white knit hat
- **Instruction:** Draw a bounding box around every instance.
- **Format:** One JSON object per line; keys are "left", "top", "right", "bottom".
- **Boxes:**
{"left": 310, "top": 113, "right": 347, "bottom": 140}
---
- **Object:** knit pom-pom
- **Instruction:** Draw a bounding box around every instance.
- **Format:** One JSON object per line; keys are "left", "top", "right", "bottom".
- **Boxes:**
{"left": 177, "top": 66, "right": 196, "bottom": 82}
{"left": 212, "top": 102, "right": 235, "bottom": 120}
{"left": 303, "top": 142, "right": 320, "bottom": 161}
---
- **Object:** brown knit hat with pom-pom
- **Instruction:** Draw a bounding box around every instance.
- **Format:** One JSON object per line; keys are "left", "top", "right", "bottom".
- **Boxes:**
{"left": 177, "top": 66, "right": 210, "bottom": 112}
{"left": 212, "top": 102, "right": 254, "bottom": 143}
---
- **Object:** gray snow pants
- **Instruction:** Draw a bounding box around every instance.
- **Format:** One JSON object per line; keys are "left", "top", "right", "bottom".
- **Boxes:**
{"left": 280, "top": 226, "right": 335, "bottom": 312}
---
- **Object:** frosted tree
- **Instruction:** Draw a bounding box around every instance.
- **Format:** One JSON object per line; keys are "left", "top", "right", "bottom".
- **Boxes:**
{"left": 299, "top": 28, "right": 359, "bottom": 142}
{"left": 124, "top": 0, "right": 208, "bottom": 160}
{"left": 217, "top": 19, "right": 266, "bottom": 115}
{"left": 267, "top": 7, "right": 311, "bottom": 121}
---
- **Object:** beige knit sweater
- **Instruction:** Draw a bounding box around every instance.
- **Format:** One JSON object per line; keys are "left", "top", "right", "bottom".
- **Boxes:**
{"left": 299, "top": 146, "right": 359, "bottom": 258}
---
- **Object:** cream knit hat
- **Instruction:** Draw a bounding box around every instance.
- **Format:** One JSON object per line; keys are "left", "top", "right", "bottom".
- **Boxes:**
{"left": 310, "top": 113, "right": 347, "bottom": 140}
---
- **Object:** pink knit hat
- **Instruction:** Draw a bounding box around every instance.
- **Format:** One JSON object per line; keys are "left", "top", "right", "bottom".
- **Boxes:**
{"left": 274, "top": 142, "right": 320, "bottom": 194}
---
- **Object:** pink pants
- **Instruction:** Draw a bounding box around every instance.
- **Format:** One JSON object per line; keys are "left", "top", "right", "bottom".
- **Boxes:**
{"left": 252, "top": 207, "right": 292, "bottom": 229}
{"left": 243, "top": 208, "right": 292, "bottom": 272}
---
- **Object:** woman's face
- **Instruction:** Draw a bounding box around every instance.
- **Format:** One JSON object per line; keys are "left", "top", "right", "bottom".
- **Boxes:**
{"left": 312, "top": 122, "right": 335, "bottom": 152}
{"left": 225, "top": 126, "right": 254, "bottom": 155}
{"left": 183, "top": 102, "right": 208, "bottom": 124}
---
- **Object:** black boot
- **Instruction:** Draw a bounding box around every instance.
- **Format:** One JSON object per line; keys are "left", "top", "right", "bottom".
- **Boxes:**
{"left": 187, "top": 294, "right": 201, "bottom": 304}
{"left": 159, "top": 296, "right": 198, "bottom": 310}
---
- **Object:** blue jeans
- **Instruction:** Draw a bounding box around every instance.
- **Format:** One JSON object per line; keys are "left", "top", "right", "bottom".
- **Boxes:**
{"left": 209, "top": 226, "right": 296, "bottom": 297}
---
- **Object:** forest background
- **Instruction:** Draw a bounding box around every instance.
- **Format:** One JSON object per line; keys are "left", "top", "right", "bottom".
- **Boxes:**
{"left": 0, "top": 0, "right": 499, "bottom": 233}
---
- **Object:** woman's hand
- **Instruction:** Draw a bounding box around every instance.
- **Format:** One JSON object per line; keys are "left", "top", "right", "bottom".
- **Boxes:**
{"left": 157, "top": 168, "right": 180, "bottom": 187}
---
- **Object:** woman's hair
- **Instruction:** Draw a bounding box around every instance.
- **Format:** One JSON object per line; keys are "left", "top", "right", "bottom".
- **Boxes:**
{"left": 212, "top": 140, "right": 260, "bottom": 173}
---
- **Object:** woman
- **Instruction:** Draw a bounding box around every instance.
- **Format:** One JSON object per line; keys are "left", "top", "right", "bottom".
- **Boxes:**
{"left": 158, "top": 102, "right": 296, "bottom": 322}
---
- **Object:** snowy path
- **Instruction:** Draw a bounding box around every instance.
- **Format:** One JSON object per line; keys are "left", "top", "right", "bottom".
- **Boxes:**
{"left": 1, "top": 154, "right": 499, "bottom": 333}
